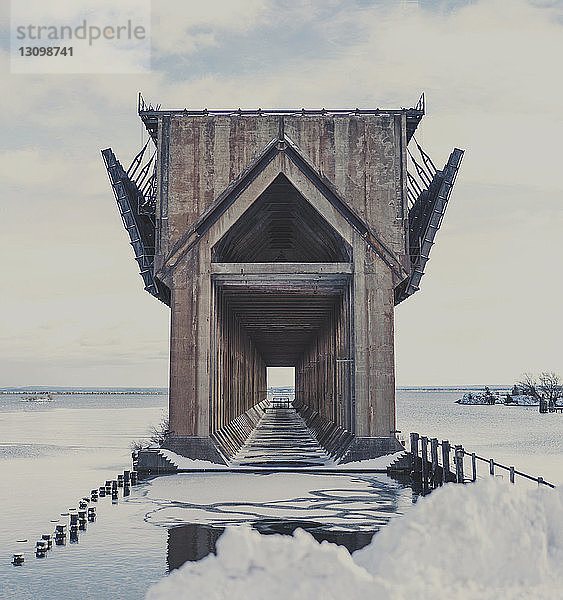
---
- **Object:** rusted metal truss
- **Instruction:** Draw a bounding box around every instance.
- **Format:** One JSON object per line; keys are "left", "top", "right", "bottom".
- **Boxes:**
{"left": 126, "top": 141, "right": 157, "bottom": 214}
{"left": 395, "top": 142, "right": 464, "bottom": 304}
{"left": 101, "top": 147, "right": 170, "bottom": 305}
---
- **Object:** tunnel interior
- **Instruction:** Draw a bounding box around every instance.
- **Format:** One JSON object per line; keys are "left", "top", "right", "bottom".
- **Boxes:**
{"left": 210, "top": 174, "right": 355, "bottom": 449}
{"left": 211, "top": 280, "right": 354, "bottom": 444}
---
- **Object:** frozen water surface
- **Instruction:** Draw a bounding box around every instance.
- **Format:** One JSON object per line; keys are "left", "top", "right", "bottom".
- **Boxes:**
{"left": 0, "top": 389, "right": 560, "bottom": 599}
{"left": 142, "top": 471, "right": 413, "bottom": 545}
{"left": 0, "top": 392, "right": 412, "bottom": 599}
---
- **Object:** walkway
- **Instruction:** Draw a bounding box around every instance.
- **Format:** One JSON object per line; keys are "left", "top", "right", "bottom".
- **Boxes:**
{"left": 230, "top": 406, "right": 334, "bottom": 468}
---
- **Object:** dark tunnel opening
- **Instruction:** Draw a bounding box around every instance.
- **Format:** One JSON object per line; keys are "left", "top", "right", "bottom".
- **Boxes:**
{"left": 210, "top": 276, "right": 355, "bottom": 446}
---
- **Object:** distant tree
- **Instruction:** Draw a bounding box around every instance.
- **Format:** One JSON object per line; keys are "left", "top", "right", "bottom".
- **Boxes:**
{"left": 517, "top": 373, "right": 540, "bottom": 399}
{"left": 516, "top": 372, "right": 562, "bottom": 411}
{"left": 538, "top": 372, "right": 562, "bottom": 410}
{"left": 484, "top": 386, "right": 495, "bottom": 404}
{"left": 511, "top": 385, "right": 520, "bottom": 396}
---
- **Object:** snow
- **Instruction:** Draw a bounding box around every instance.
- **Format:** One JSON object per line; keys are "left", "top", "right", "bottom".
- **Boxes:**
{"left": 147, "top": 473, "right": 365, "bottom": 505}
{"left": 145, "top": 478, "right": 563, "bottom": 600}
{"left": 159, "top": 449, "right": 230, "bottom": 470}
{"left": 506, "top": 394, "right": 539, "bottom": 406}
{"left": 458, "top": 392, "right": 501, "bottom": 404}
{"left": 457, "top": 393, "right": 541, "bottom": 406}
{"left": 355, "top": 478, "right": 563, "bottom": 599}
{"left": 334, "top": 450, "right": 406, "bottom": 469}
{"left": 146, "top": 472, "right": 377, "bottom": 506}
{"left": 146, "top": 527, "right": 374, "bottom": 600}
{"left": 143, "top": 471, "right": 409, "bottom": 530}
{"left": 159, "top": 448, "right": 405, "bottom": 471}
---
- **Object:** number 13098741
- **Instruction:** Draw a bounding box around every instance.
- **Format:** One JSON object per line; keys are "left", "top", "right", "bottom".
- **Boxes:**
{"left": 18, "top": 46, "right": 74, "bottom": 57}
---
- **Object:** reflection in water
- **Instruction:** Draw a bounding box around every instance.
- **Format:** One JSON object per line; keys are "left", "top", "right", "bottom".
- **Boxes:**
{"left": 167, "top": 524, "right": 224, "bottom": 570}
{"left": 167, "top": 520, "right": 377, "bottom": 571}
{"left": 252, "top": 519, "right": 376, "bottom": 554}
{"left": 159, "top": 473, "right": 419, "bottom": 571}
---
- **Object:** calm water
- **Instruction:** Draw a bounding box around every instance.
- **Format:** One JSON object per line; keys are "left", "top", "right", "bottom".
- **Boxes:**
{"left": 0, "top": 393, "right": 168, "bottom": 598}
{"left": 0, "top": 389, "right": 560, "bottom": 598}
{"left": 397, "top": 389, "right": 562, "bottom": 485}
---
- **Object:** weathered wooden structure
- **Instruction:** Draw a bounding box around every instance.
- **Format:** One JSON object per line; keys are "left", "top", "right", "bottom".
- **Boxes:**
{"left": 103, "top": 94, "right": 463, "bottom": 464}
{"left": 390, "top": 432, "right": 556, "bottom": 493}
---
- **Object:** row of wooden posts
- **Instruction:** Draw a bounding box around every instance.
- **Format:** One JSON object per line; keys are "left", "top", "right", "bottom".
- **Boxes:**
{"left": 12, "top": 469, "right": 138, "bottom": 566}
{"left": 539, "top": 398, "right": 563, "bottom": 413}
{"left": 409, "top": 433, "right": 555, "bottom": 493}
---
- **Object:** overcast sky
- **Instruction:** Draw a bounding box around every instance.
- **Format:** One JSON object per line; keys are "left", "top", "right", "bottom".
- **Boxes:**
{"left": 1, "top": 0, "right": 561, "bottom": 388}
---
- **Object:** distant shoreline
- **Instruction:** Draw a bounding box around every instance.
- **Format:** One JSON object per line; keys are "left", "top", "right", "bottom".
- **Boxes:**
{"left": 0, "top": 386, "right": 510, "bottom": 395}
{"left": 0, "top": 388, "right": 168, "bottom": 395}
{"left": 397, "top": 386, "right": 511, "bottom": 392}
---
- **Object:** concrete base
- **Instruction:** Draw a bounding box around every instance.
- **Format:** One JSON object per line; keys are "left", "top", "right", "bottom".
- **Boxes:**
{"left": 386, "top": 451, "right": 412, "bottom": 473}
{"left": 293, "top": 399, "right": 354, "bottom": 459}
{"left": 135, "top": 434, "right": 404, "bottom": 472}
{"left": 158, "top": 400, "right": 269, "bottom": 465}
{"left": 212, "top": 399, "right": 269, "bottom": 458}
{"left": 162, "top": 436, "right": 227, "bottom": 464}
{"left": 294, "top": 400, "right": 403, "bottom": 463}
{"left": 134, "top": 448, "right": 178, "bottom": 476}
{"left": 338, "top": 436, "right": 405, "bottom": 464}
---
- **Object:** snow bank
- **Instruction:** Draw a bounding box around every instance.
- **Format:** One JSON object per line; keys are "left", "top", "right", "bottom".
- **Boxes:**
{"left": 355, "top": 478, "right": 563, "bottom": 599}
{"left": 458, "top": 392, "right": 500, "bottom": 404}
{"left": 146, "top": 479, "right": 563, "bottom": 600}
{"left": 505, "top": 394, "right": 538, "bottom": 406}
{"left": 146, "top": 528, "right": 376, "bottom": 600}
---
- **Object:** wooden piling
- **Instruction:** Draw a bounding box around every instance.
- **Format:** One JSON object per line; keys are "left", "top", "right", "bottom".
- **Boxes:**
{"left": 510, "top": 466, "right": 515, "bottom": 484}
{"left": 430, "top": 438, "right": 439, "bottom": 486}
{"left": 441, "top": 440, "right": 450, "bottom": 484}
{"left": 489, "top": 458, "right": 495, "bottom": 476}
{"left": 410, "top": 433, "right": 419, "bottom": 458}
{"left": 421, "top": 436, "right": 428, "bottom": 490}
{"left": 410, "top": 433, "right": 420, "bottom": 478}
{"left": 471, "top": 452, "right": 477, "bottom": 482}
{"left": 455, "top": 445, "right": 464, "bottom": 483}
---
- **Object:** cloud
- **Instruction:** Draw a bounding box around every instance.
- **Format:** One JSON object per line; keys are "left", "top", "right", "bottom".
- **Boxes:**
{"left": 1, "top": 0, "right": 562, "bottom": 386}
{"left": 140, "top": 0, "right": 563, "bottom": 189}
{"left": 152, "top": 0, "right": 268, "bottom": 56}
{"left": 0, "top": 148, "right": 73, "bottom": 187}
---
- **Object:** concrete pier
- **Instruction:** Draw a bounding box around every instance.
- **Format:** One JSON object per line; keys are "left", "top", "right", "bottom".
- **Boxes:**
{"left": 103, "top": 97, "right": 463, "bottom": 464}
